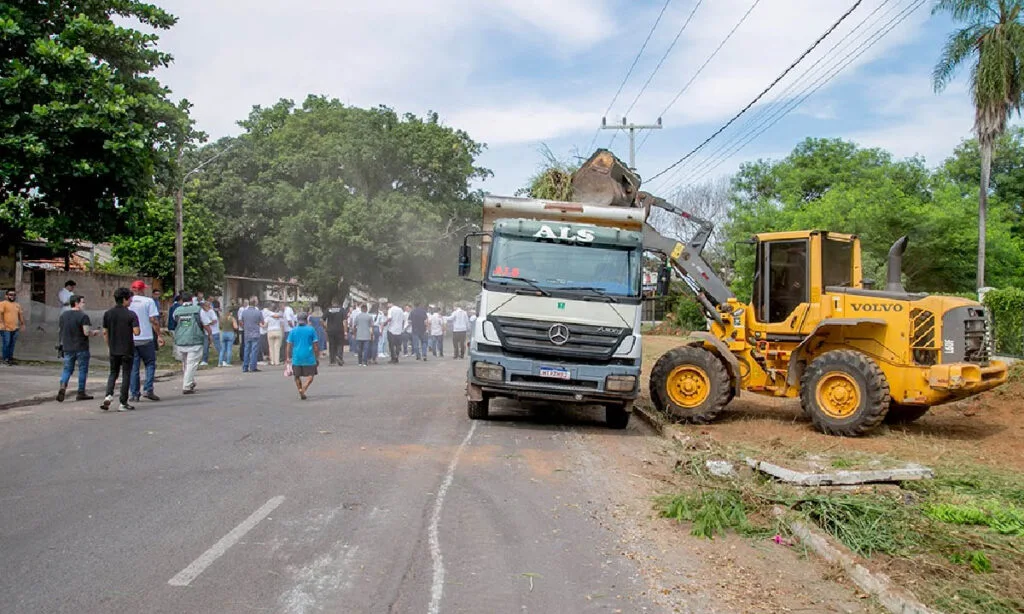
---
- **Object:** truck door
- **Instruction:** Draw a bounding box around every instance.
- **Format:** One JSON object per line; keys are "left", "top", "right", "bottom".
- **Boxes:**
{"left": 753, "top": 239, "right": 810, "bottom": 336}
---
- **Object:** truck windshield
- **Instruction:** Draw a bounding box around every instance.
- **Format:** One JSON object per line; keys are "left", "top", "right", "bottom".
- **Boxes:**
{"left": 487, "top": 235, "right": 641, "bottom": 297}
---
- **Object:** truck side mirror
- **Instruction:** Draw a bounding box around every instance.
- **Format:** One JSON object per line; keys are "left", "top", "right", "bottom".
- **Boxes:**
{"left": 656, "top": 266, "right": 671, "bottom": 296}
{"left": 458, "top": 244, "right": 472, "bottom": 278}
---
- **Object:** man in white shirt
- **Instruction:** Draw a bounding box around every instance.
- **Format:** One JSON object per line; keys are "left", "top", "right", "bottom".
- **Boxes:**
{"left": 447, "top": 305, "right": 469, "bottom": 359}
{"left": 348, "top": 304, "right": 362, "bottom": 356}
{"left": 384, "top": 302, "right": 406, "bottom": 364}
{"left": 128, "top": 280, "right": 163, "bottom": 402}
{"left": 199, "top": 301, "right": 220, "bottom": 366}
{"left": 58, "top": 280, "right": 76, "bottom": 314}
{"left": 428, "top": 308, "right": 446, "bottom": 357}
{"left": 402, "top": 304, "right": 413, "bottom": 356}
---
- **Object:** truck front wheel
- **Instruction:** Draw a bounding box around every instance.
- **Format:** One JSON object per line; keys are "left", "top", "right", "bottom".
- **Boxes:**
{"left": 650, "top": 346, "right": 731, "bottom": 424}
{"left": 467, "top": 396, "right": 490, "bottom": 420}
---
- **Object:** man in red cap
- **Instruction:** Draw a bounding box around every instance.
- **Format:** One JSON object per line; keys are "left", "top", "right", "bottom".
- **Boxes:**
{"left": 128, "top": 280, "right": 163, "bottom": 402}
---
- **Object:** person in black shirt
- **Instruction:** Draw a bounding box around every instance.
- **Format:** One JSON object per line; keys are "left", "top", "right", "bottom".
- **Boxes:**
{"left": 102, "top": 288, "right": 141, "bottom": 411}
{"left": 325, "top": 303, "right": 347, "bottom": 366}
{"left": 56, "top": 295, "right": 101, "bottom": 402}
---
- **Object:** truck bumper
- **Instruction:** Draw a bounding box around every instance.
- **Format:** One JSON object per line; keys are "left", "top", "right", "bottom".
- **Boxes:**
{"left": 467, "top": 349, "right": 640, "bottom": 406}
{"left": 926, "top": 360, "right": 1008, "bottom": 393}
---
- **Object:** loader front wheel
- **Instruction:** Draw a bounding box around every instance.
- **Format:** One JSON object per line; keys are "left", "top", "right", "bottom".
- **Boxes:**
{"left": 651, "top": 346, "right": 731, "bottom": 424}
{"left": 801, "top": 350, "right": 890, "bottom": 436}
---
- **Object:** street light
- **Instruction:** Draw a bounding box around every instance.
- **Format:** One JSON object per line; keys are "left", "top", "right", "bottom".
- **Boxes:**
{"left": 174, "top": 143, "right": 234, "bottom": 294}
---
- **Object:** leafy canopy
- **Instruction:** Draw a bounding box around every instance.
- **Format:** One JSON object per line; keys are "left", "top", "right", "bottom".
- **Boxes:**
{"left": 0, "top": 0, "right": 191, "bottom": 244}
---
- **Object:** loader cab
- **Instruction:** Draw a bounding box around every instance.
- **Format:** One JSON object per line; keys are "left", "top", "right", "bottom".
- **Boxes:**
{"left": 751, "top": 231, "right": 861, "bottom": 332}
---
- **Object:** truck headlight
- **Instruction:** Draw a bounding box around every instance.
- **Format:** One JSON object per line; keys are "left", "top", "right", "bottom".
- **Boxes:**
{"left": 605, "top": 375, "right": 636, "bottom": 392}
{"left": 474, "top": 362, "right": 505, "bottom": 382}
{"left": 482, "top": 320, "right": 499, "bottom": 343}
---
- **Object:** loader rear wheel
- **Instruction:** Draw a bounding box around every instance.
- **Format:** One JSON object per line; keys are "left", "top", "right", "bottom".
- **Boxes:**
{"left": 800, "top": 350, "right": 890, "bottom": 436}
{"left": 884, "top": 403, "right": 930, "bottom": 424}
{"left": 651, "top": 346, "right": 730, "bottom": 424}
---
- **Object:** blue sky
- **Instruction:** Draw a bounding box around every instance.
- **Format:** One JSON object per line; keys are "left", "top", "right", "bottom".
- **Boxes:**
{"left": 151, "top": 0, "right": 976, "bottom": 197}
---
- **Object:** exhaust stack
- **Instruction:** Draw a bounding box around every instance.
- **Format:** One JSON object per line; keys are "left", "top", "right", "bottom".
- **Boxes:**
{"left": 886, "top": 236, "right": 909, "bottom": 293}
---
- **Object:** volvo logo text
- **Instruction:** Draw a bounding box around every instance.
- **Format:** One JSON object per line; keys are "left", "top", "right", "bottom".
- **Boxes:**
{"left": 548, "top": 323, "right": 570, "bottom": 346}
{"left": 851, "top": 303, "right": 904, "bottom": 313}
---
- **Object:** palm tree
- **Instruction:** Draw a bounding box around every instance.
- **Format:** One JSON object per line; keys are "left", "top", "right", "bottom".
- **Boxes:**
{"left": 933, "top": 0, "right": 1024, "bottom": 289}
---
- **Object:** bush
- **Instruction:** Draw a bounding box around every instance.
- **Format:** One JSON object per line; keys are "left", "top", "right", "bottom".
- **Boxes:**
{"left": 674, "top": 296, "right": 707, "bottom": 332}
{"left": 983, "top": 287, "right": 1024, "bottom": 356}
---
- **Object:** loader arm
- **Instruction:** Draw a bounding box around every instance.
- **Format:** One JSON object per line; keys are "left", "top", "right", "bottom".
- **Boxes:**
{"left": 643, "top": 196, "right": 735, "bottom": 322}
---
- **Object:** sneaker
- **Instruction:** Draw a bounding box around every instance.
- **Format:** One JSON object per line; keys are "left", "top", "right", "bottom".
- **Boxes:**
{"left": 75, "top": 392, "right": 94, "bottom": 401}
{"left": 188, "top": 382, "right": 196, "bottom": 391}
{"left": 144, "top": 392, "right": 160, "bottom": 401}
{"left": 129, "top": 395, "right": 141, "bottom": 403}
{"left": 57, "top": 387, "right": 67, "bottom": 402}
{"left": 117, "top": 403, "right": 135, "bottom": 411}
{"left": 199, "top": 361, "right": 209, "bottom": 367}
{"left": 100, "top": 396, "right": 112, "bottom": 410}
{"left": 182, "top": 389, "right": 195, "bottom": 395}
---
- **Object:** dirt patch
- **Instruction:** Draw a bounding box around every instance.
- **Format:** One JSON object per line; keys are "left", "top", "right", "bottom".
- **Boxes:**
{"left": 639, "top": 336, "right": 1024, "bottom": 471}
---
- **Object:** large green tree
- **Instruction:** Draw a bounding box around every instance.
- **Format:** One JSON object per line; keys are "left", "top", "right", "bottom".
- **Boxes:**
{"left": 0, "top": 0, "right": 192, "bottom": 244}
{"left": 192, "top": 96, "right": 491, "bottom": 303}
{"left": 726, "top": 138, "right": 1024, "bottom": 300}
{"left": 933, "top": 0, "right": 1024, "bottom": 289}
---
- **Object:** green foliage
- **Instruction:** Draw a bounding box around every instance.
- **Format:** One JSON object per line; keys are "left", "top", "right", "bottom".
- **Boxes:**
{"left": 673, "top": 296, "right": 707, "bottom": 332}
{"left": 111, "top": 197, "right": 225, "bottom": 293}
{"left": 191, "top": 97, "right": 490, "bottom": 303}
{"left": 925, "top": 501, "right": 1024, "bottom": 535}
{"left": 660, "top": 489, "right": 752, "bottom": 538}
{"left": 516, "top": 145, "right": 578, "bottom": 200}
{"left": 942, "top": 128, "right": 1024, "bottom": 229}
{"left": 983, "top": 287, "right": 1024, "bottom": 356}
{"left": 0, "top": 0, "right": 193, "bottom": 245}
{"left": 793, "top": 494, "right": 915, "bottom": 557}
{"left": 949, "top": 550, "right": 994, "bottom": 574}
{"left": 725, "top": 138, "right": 1024, "bottom": 297}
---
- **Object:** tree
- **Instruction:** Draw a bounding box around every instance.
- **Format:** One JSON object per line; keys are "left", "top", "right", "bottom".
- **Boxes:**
{"left": 933, "top": 0, "right": 1024, "bottom": 289}
{"left": 0, "top": 0, "right": 192, "bottom": 245}
{"left": 941, "top": 127, "right": 1024, "bottom": 232}
{"left": 111, "top": 197, "right": 225, "bottom": 294}
{"left": 192, "top": 97, "right": 491, "bottom": 303}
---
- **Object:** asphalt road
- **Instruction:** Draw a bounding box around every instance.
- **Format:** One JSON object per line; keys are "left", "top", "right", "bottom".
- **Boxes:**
{"left": 0, "top": 353, "right": 664, "bottom": 614}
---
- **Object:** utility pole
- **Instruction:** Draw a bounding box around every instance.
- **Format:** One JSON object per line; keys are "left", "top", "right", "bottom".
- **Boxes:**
{"left": 600, "top": 116, "right": 662, "bottom": 170}
{"left": 175, "top": 143, "right": 235, "bottom": 295}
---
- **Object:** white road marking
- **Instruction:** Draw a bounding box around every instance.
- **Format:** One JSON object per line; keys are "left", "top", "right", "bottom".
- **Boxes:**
{"left": 428, "top": 422, "right": 477, "bottom": 614}
{"left": 168, "top": 495, "right": 286, "bottom": 586}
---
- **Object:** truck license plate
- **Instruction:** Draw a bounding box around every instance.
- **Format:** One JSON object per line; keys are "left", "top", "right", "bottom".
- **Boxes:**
{"left": 539, "top": 367, "right": 571, "bottom": 380}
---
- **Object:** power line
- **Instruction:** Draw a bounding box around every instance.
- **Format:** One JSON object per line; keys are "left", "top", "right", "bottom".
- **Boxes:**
{"left": 585, "top": 0, "right": 674, "bottom": 153}
{"left": 609, "top": 0, "right": 705, "bottom": 149}
{"left": 636, "top": 0, "right": 763, "bottom": 154}
{"left": 645, "top": 0, "right": 865, "bottom": 183}
{"left": 651, "top": 0, "right": 897, "bottom": 192}
{"left": 667, "top": 0, "right": 925, "bottom": 190}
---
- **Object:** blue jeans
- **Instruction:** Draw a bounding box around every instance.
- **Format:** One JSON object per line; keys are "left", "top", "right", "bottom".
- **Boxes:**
{"left": 243, "top": 336, "right": 260, "bottom": 372}
{"left": 372, "top": 328, "right": 383, "bottom": 360}
{"left": 220, "top": 331, "right": 235, "bottom": 365}
{"left": 202, "top": 332, "right": 220, "bottom": 363}
{"left": 60, "top": 350, "right": 90, "bottom": 391}
{"left": 413, "top": 332, "right": 430, "bottom": 358}
{"left": 431, "top": 334, "right": 444, "bottom": 356}
{"left": 130, "top": 340, "right": 157, "bottom": 397}
{"left": 1, "top": 329, "right": 18, "bottom": 361}
{"left": 357, "top": 339, "right": 372, "bottom": 364}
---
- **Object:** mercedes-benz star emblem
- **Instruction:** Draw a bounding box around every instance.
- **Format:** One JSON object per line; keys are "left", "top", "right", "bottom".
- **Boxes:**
{"left": 548, "top": 323, "right": 570, "bottom": 346}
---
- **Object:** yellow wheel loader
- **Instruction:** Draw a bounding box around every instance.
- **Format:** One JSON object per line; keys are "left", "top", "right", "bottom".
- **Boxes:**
{"left": 644, "top": 197, "right": 1008, "bottom": 436}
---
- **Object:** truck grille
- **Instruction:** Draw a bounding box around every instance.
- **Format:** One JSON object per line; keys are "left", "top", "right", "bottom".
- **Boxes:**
{"left": 964, "top": 317, "right": 989, "bottom": 364}
{"left": 489, "top": 316, "right": 629, "bottom": 362}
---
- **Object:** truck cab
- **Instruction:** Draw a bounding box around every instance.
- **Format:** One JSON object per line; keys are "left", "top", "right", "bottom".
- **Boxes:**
{"left": 460, "top": 196, "right": 648, "bottom": 429}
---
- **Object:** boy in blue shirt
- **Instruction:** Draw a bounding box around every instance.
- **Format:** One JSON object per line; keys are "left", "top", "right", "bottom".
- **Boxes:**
{"left": 286, "top": 313, "right": 320, "bottom": 400}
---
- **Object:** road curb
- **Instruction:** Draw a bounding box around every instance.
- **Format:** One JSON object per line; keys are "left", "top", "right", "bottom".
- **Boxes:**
{"left": 0, "top": 369, "right": 178, "bottom": 411}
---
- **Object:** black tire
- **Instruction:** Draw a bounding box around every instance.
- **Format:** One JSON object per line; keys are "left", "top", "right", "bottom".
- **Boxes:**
{"left": 884, "top": 403, "right": 930, "bottom": 424}
{"left": 800, "top": 350, "right": 890, "bottom": 436}
{"left": 606, "top": 403, "right": 631, "bottom": 429}
{"left": 467, "top": 396, "right": 489, "bottom": 420}
{"left": 650, "top": 346, "right": 731, "bottom": 424}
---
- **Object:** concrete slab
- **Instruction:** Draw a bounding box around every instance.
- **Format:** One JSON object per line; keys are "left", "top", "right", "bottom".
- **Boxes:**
{"left": 747, "top": 458, "right": 934, "bottom": 485}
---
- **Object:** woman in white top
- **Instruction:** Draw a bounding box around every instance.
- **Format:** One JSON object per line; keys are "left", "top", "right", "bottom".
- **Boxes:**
{"left": 263, "top": 304, "right": 284, "bottom": 366}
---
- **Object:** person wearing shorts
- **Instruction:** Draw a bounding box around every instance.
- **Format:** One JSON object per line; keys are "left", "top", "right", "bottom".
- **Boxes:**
{"left": 286, "top": 312, "right": 319, "bottom": 400}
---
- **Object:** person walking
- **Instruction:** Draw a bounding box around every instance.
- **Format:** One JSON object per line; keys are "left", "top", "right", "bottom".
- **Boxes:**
{"left": 172, "top": 293, "right": 206, "bottom": 394}
{"left": 128, "top": 280, "right": 162, "bottom": 403}
{"left": 101, "top": 288, "right": 140, "bottom": 411}
{"left": 264, "top": 303, "right": 284, "bottom": 366}
{"left": 385, "top": 302, "right": 406, "bottom": 364}
{"left": 199, "top": 300, "right": 221, "bottom": 366}
{"left": 310, "top": 306, "right": 328, "bottom": 362}
{"left": 373, "top": 305, "right": 386, "bottom": 362}
{"left": 239, "top": 297, "right": 264, "bottom": 373}
{"left": 286, "top": 313, "right": 320, "bottom": 400}
{"left": 167, "top": 295, "right": 182, "bottom": 332}
{"left": 220, "top": 307, "right": 238, "bottom": 367}
{"left": 0, "top": 289, "right": 26, "bottom": 366}
{"left": 58, "top": 280, "right": 76, "bottom": 314}
{"left": 409, "top": 302, "right": 429, "bottom": 361}
{"left": 429, "top": 307, "right": 445, "bottom": 357}
{"left": 447, "top": 305, "right": 469, "bottom": 359}
{"left": 325, "top": 302, "right": 347, "bottom": 366}
{"left": 348, "top": 303, "right": 362, "bottom": 357}
{"left": 56, "top": 294, "right": 101, "bottom": 401}
{"left": 353, "top": 304, "right": 374, "bottom": 366}
{"left": 401, "top": 304, "right": 413, "bottom": 356}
